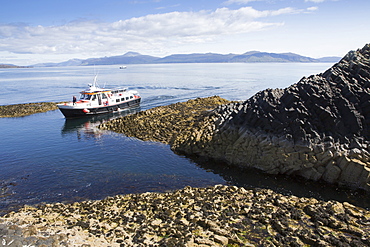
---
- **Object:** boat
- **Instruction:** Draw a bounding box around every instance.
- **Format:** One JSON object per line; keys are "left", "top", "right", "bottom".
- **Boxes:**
{"left": 57, "top": 76, "right": 141, "bottom": 118}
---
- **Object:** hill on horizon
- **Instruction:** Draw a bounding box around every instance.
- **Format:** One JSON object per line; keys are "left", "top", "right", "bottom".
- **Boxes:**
{"left": 29, "top": 51, "right": 341, "bottom": 67}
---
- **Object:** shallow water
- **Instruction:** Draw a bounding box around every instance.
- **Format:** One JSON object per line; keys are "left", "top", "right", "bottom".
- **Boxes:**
{"left": 1, "top": 63, "right": 369, "bottom": 215}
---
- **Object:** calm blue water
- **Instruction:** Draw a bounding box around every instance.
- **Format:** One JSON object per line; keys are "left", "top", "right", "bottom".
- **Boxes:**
{"left": 1, "top": 63, "right": 369, "bottom": 214}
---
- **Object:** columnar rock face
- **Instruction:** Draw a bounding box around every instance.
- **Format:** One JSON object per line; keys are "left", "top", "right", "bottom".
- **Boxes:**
{"left": 99, "top": 44, "right": 370, "bottom": 191}
{"left": 173, "top": 44, "right": 370, "bottom": 191}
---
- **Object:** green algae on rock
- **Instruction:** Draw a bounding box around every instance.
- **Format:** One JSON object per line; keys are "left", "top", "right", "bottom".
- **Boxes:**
{"left": 0, "top": 102, "right": 59, "bottom": 118}
{"left": 0, "top": 185, "right": 369, "bottom": 246}
{"left": 99, "top": 96, "right": 231, "bottom": 144}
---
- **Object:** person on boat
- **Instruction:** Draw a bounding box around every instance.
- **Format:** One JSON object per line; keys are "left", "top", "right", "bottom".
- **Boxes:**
{"left": 73, "top": 96, "right": 77, "bottom": 105}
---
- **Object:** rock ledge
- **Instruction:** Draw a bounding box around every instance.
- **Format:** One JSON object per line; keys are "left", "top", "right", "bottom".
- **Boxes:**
{"left": 1, "top": 185, "right": 369, "bottom": 246}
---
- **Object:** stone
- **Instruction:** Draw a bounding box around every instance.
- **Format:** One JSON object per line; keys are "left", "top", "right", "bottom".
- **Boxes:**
{"left": 214, "top": 234, "right": 228, "bottom": 245}
{"left": 0, "top": 185, "right": 369, "bottom": 246}
{"left": 322, "top": 162, "right": 342, "bottom": 183}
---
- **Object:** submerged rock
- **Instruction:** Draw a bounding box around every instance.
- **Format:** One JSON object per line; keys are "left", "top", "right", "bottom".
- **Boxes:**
{"left": 1, "top": 185, "right": 369, "bottom": 246}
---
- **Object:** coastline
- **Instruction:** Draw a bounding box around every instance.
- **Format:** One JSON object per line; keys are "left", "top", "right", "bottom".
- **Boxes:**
{"left": 99, "top": 96, "right": 231, "bottom": 144}
{"left": 0, "top": 102, "right": 60, "bottom": 118}
{"left": 99, "top": 44, "right": 370, "bottom": 193}
{"left": 1, "top": 99, "right": 370, "bottom": 245}
{"left": 1, "top": 185, "right": 369, "bottom": 246}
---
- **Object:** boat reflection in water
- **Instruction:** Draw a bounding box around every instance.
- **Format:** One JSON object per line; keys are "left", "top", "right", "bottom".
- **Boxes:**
{"left": 61, "top": 107, "right": 141, "bottom": 140}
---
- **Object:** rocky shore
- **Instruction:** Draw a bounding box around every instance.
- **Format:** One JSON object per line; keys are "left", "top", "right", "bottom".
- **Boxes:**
{"left": 1, "top": 185, "right": 369, "bottom": 246}
{"left": 172, "top": 44, "right": 370, "bottom": 191}
{"left": 0, "top": 102, "right": 59, "bottom": 118}
{"left": 100, "top": 44, "right": 370, "bottom": 192}
{"left": 3, "top": 45, "right": 370, "bottom": 246}
{"left": 99, "top": 96, "right": 231, "bottom": 144}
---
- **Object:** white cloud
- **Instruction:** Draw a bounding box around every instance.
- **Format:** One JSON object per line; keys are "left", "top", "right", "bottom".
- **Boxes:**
{"left": 304, "top": 0, "right": 325, "bottom": 3}
{"left": 223, "top": 0, "right": 262, "bottom": 5}
{"left": 0, "top": 6, "right": 312, "bottom": 64}
{"left": 307, "top": 6, "right": 319, "bottom": 11}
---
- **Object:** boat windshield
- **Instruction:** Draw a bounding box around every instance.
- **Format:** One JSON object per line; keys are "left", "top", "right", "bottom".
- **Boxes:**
{"left": 80, "top": 94, "right": 92, "bottom": 100}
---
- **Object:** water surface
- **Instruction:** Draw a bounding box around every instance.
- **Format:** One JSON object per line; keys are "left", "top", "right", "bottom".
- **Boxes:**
{"left": 1, "top": 63, "right": 368, "bottom": 215}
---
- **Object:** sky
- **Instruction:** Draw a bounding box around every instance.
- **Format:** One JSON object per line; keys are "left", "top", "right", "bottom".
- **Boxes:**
{"left": 0, "top": 0, "right": 369, "bottom": 65}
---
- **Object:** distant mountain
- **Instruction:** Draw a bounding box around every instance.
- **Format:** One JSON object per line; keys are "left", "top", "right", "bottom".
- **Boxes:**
{"left": 316, "top": 56, "right": 343, "bottom": 63}
{"left": 31, "top": 51, "right": 341, "bottom": 67}
{"left": 230, "top": 52, "right": 317, "bottom": 63}
{"left": 32, "top": 53, "right": 159, "bottom": 67}
{"left": 0, "top": 64, "right": 32, "bottom": 68}
{"left": 156, "top": 53, "right": 236, "bottom": 63}
{"left": 34, "top": 59, "right": 83, "bottom": 67}
{"left": 80, "top": 52, "right": 159, "bottom": 66}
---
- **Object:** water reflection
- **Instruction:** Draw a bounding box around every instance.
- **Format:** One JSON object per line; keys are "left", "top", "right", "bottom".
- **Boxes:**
{"left": 61, "top": 107, "right": 141, "bottom": 140}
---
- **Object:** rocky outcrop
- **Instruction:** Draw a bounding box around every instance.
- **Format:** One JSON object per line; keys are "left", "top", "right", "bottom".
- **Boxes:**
{"left": 1, "top": 185, "right": 369, "bottom": 246}
{"left": 99, "top": 96, "right": 231, "bottom": 144}
{"left": 172, "top": 44, "right": 370, "bottom": 191}
{"left": 0, "top": 102, "right": 59, "bottom": 117}
{"left": 99, "top": 44, "right": 370, "bottom": 191}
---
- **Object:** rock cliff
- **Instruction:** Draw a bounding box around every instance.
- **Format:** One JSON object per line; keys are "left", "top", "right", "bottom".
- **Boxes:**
{"left": 100, "top": 44, "right": 370, "bottom": 191}
{"left": 173, "top": 44, "right": 370, "bottom": 191}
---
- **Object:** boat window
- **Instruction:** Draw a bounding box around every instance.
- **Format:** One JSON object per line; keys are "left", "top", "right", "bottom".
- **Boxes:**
{"left": 126, "top": 97, "right": 129, "bottom": 100}
{"left": 91, "top": 95, "right": 96, "bottom": 101}
{"left": 116, "top": 99, "right": 120, "bottom": 103}
{"left": 102, "top": 93, "right": 107, "bottom": 99}
{"left": 81, "top": 94, "right": 92, "bottom": 100}
{"left": 130, "top": 96, "right": 133, "bottom": 99}
{"left": 121, "top": 98, "right": 125, "bottom": 101}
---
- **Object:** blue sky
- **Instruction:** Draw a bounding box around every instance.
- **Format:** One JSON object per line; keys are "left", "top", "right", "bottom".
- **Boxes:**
{"left": 0, "top": 0, "right": 369, "bottom": 65}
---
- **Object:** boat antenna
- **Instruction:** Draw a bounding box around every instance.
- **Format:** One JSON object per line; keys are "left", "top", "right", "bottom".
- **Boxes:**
{"left": 93, "top": 74, "right": 98, "bottom": 87}
{"left": 92, "top": 65, "right": 100, "bottom": 88}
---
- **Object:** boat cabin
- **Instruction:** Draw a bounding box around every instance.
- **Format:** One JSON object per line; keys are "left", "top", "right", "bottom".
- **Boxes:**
{"left": 57, "top": 80, "right": 141, "bottom": 118}
{"left": 77, "top": 88, "right": 137, "bottom": 107}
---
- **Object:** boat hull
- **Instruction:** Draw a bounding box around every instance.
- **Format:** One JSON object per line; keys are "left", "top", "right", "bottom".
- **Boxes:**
{"left": 58, "top": 98, "right": 141, "bottom": 118}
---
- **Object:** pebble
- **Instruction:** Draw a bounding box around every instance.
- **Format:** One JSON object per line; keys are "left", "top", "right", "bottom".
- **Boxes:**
{"left": 1, "top": 185, "right": 369, "bottom": 246}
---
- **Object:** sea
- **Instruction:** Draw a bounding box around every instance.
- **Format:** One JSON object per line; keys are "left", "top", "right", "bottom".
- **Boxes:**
{"left": 1, "top": 63, "right": 369, "bottom": 215}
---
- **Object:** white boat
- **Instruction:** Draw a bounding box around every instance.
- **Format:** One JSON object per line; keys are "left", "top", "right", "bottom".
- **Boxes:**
{"left": 57, "top": 76, "right": 141, "bottom": 118}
